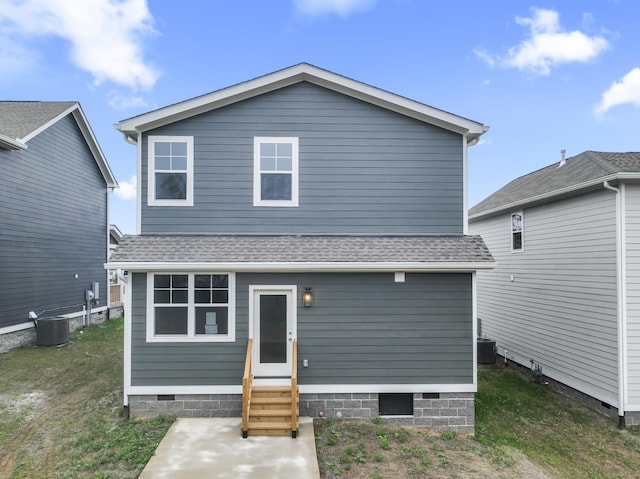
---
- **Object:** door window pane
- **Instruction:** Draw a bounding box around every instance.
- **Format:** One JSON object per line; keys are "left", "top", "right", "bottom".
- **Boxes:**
{"left": 260, "top": 295, "right": 287, "bottom": 363}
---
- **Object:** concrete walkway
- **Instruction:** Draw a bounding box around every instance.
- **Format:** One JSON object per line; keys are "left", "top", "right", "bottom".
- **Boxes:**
{"left": 139, "top": 417, "right": 321, "bottom": 479}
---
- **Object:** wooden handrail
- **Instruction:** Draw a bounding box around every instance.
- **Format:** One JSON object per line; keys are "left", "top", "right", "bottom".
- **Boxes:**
{"left": 291, "top": 339, "right": 298, "bottom": 434}
{"left": 241, "top": 338, "right": 253, "bottom": 436}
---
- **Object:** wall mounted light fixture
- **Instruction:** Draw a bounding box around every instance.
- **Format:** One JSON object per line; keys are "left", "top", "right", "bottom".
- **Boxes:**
{"left": 303, "top": 287, "right": 313, "bottom": 307}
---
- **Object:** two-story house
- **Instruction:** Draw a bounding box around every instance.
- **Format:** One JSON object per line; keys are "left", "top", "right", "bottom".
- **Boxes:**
{"left": 0, "top": 101, "right": 117, "bottom": 352}
{"left": 470, "top": 151, "right": 640, "bottom": 427}
{"left": 107, "top": 64, "right": 493, "bottom": 436}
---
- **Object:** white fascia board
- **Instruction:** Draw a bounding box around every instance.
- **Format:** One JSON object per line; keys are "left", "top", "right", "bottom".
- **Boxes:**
{"left": 20, "top": 103, "right": 78, "bottom": 143}
{"left": 105, "top": 261, "right": 495, "bottom": 272}
{"left": 20, "top": 103, "right": 117, "bottom": 187}
{"left": 0, "top": 133, "right": 27, "bottom": 150}
{"left": 71, "top": 106, "right": 118, "bottom": 187}
{"left": 469, "top": 173, "right": 640, "bottom": 222}
{"left": 115, "top": 63, "right": 486, "bottom": 139}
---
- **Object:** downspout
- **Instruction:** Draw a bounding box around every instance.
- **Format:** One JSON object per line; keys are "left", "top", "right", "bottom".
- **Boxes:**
{"left": 603, "top": 180, "right": 627, "bottom": 428}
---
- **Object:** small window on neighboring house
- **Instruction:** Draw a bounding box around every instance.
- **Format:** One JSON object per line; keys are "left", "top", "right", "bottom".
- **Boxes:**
{"left": 147, "top": 273, "right": 235, "bottom": 342}
{"left": 511, "top": 212, "right": 523, "bottom": 252}
{"left": 254, "top": 137, "right": 299, "bottom": 207}
{"left": 148, "top": 136, "right": 194, "bottom": 206}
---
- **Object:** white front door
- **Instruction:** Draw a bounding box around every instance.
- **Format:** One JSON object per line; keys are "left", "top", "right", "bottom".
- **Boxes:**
{"left": 250, "top": 286, "right": 296, "bottom": 377}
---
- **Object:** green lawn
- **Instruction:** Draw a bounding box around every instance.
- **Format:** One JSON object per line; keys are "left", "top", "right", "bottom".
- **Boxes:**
{"left": 0, "top": 318, "right": 173, "bottom": 479}
{"left": 2, "top": 319, "right": 640, "bottom": 478}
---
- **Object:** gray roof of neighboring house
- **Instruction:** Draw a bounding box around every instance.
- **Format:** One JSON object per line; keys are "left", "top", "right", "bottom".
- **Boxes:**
{"left": 0, "top": 101, "right": 117, "bottom": 186}
{"left": 0, "top": 101, "right": 77, "bottom": 139}
{"left": 469, "top": 151, "right": 640, "bottom": 220}
{"left": 108, "top": 235, "right": 495, "bottom": 269}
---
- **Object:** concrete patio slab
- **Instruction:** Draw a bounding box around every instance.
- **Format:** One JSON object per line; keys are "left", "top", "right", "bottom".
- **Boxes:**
{"left": 139, "top": 417, "right": 321, "bottom": 479}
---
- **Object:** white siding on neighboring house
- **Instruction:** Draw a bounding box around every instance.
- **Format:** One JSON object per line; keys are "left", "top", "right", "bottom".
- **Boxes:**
{"left": 625, "top": 184, "right": 640, "bottom": 410}
{"left": 471, "top": 189, "right": 619, "bottom": 406}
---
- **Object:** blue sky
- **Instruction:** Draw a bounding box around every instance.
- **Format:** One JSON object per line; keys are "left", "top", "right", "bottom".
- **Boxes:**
{"left": 2, "top": 0, "right": 639, "bottom": 233}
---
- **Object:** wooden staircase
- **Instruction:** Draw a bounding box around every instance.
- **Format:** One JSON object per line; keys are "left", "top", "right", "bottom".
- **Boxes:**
{"left": 245, "top": 385, "right": 299, "bottom": 437}
{"left": 241, "top": 339, "right": 299, "bottom": 438}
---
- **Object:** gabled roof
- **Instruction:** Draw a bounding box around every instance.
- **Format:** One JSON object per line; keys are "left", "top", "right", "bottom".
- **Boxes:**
{"left": 469, "top": 151, "right": 640, "bottom": 221}
{"left": 116, "top": 63, "right": 488, "bottom": 143}
{"left": 107, "top": 234, "right": 495, "bottom": 272}
{"left": 0, "top": 101, "right": 117, "bottom": 187}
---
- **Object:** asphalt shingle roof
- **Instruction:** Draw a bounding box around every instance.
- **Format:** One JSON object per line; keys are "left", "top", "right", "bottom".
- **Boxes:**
{"left": 109, "top": 235, "right": 494, "bottom": 265}
{"left": 0, "top": 101, "right": 76, "bottom": 140}
{"left": 470, "top": 151, "right": 640, "bottom": 219}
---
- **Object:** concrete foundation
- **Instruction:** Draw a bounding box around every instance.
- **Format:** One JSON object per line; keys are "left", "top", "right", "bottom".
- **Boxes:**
{"left": 0, "top": 306, "right": 121, "bottom": 353}
{"left": 128, "top": 391, "right": 475, "bottom": 434}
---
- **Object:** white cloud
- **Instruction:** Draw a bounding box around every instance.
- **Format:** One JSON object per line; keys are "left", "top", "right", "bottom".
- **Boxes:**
{"left": 595, "top": 67, "right": 640, "bottom": 114}
{"left": 0, "top": 0, "right": 159, "bottom": 90}
{"left": 477, "top": 8, "right": 609, "bottom": 75}
{"left": 108, "top": 91, "right": 149, "bottom": 110}
{"left": 114, "top": 175, "right": 137, "bottom": 200}
{"left": 294, "top": 0, "right": 375, "bottom": 18}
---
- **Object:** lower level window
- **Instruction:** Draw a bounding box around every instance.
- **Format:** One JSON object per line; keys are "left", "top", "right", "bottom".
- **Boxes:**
{"left": 147, "top": 273, "right": 235, "bottom": 342}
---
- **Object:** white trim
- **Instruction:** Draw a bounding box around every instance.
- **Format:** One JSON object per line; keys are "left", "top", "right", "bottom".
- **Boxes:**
{"left": 20, "top": 103, "right": 116, "bottom": 186}
{"left": 137, "top": 132, "right": 142, "bottom": 234}
{"left": 71, "top": 107, "right": 118, "bottom": 187}
{"left": 0, "top": 322, "right": 35, "bottom": 334}
{"left": 123, "top": 274, "right": 132, "bottom": 406}
{"left": 145, "top": 272, "right": 236, "bottom": 343}
{"left": 299, "top": 383, "right": 476, "bottom": 394}
{"left": 463, "top": 135, "right": 468, "bottom": 235}
{"left": 470, "top": 172, "right": 640, "bottom": 222}
{"left": 253, "top": 137, "right": 299, "bottom": 207}
{"left": 0, "top": 133, "right": 27, "bottom": 150}
{"left": 116, "top": 63, "right": 486, "bottom": 141}
{"left": 107, "top": 261, "right": 495, "bottom": 272}
{"left": 620, "top": 184, "right": 628, "bottom": 414}
{"left": 625, "top": 404, "right": 640, "bottom": 412}
{"left": 249, "top": 285, "right": 297, "bottom": 376}
{"left": 472, "top": 271, "right": 478, "bottom": 389}
{"left": 147, "top": 135, "right": 194, "bottom": 207}
{"left": 125, "top": 383, "right": 475, "bottom": 396}
{"left": 510, "top": 211, "right": 524, "bottom": 253}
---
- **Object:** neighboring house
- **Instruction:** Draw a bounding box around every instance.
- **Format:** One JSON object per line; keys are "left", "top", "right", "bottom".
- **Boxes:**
{"left": 108, "top": 63, "right": 494, "bottom": 436}
{"left": 109, "top": 224, "right": 125, "bottom": 307}
{"left": 469, "top": 150, "right": 640, "bottom": 427}
{"left": 0, "top": 101, "right": 117, "bottom": 352}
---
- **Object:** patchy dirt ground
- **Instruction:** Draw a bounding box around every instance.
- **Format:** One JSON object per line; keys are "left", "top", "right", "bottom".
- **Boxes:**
{"left": 314, "top": 419, "right": 551, "bottom": 479}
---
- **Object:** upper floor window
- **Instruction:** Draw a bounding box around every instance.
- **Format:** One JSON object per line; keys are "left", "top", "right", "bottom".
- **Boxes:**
{"left": 147, "top": 272, "right": 235, "bottom": 342}
{"left": 511, "top": 212, "right": 523, "bottom": 252}
{"left": 148, "top": 136, "right": 194, "bottom": 206}
{"left": 253, "top": 137, "right": 299, "bottom": 207}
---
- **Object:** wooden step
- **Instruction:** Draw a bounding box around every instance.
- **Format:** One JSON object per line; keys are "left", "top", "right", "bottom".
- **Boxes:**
{"left": 250, "top": 408, "right": 291, "bottom": 417}
{"left": 251, "top": 396, "right": 291, "bottom": 405}
{"left": 248, "top": 421, "right": 292, "bottom": 431}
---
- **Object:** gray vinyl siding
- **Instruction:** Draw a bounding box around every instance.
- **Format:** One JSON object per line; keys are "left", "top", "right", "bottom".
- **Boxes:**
{"left": 0, "top": 114, "right": 109, "bottom": 329}
{"left": 130, "top": 272, "right": 473, "bottom": 387}
{"left": 140, "top": 82, "right": 464, "bottom": 235}
{"left": 625, "top": 184, "right": 640, "bottom": 408}
{"left": 471, "top": 190, "right": 619, "bottom": 405}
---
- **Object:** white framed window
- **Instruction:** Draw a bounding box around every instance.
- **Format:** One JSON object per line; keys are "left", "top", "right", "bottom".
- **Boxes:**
{"left": 253, "top": 137, "right": 299, "bottom": 207}
{"left": 146, "top": 272, "right": 235, "bottom": 342}
{"left": 148, "top": 136, "right": 194, "bottom": 206}
{"left": 511, "top": 212, "right": 524, "bottom": 252}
